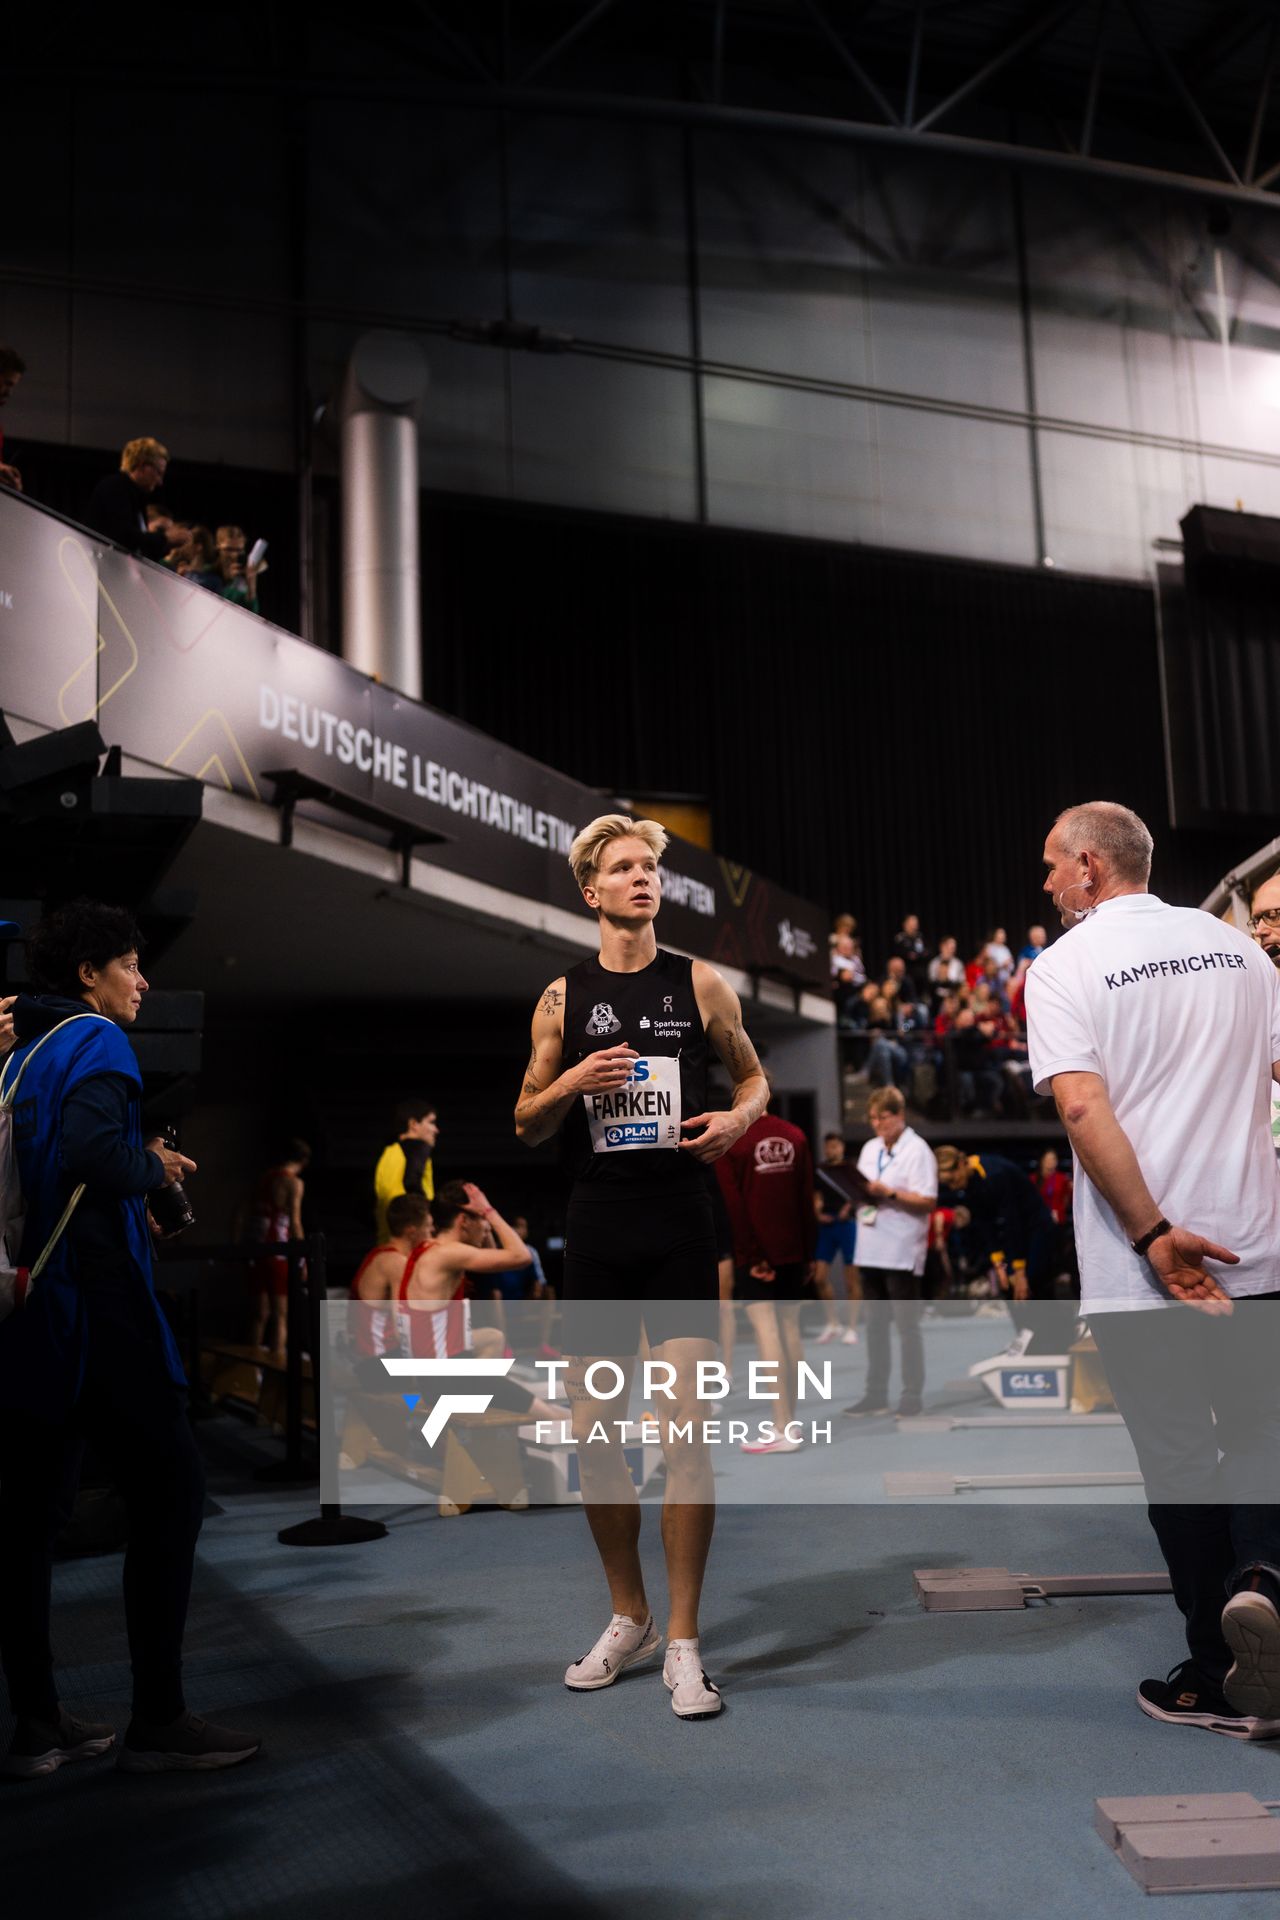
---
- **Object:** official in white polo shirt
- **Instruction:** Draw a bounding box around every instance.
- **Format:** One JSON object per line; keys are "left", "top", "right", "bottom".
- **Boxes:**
{"left": 1026, "top": 801, "right": 1280, "bottom": 1741}
{"left": 844, "top": 1087, "right": 937, "bottom": 1419}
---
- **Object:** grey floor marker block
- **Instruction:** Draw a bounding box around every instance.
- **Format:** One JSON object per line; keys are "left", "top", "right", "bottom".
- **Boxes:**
{"left": 1095, "top": 1794, "right": 1280, "bottom": 1894}
{"left": 916, "top": 1568, "right": 1172, "bottom": 1611}
{"left": 898, "top": 1412, "right": 1124, "bottom": 1431}
{"left": 886, "top": 1469, "right": 1143, "bottom": 1497}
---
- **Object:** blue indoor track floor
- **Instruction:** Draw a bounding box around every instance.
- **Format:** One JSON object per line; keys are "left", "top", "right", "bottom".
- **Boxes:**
{"left": 6, "top": 1326, "right": 1280, "bottom": 1919}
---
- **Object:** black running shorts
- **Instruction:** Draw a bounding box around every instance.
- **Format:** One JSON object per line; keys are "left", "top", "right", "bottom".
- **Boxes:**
{"left": 735, "top": 1261, "right": 807, "bottom": 1303}
{"left": 561, "top": 1186, "right": 719, "bottom": 1352}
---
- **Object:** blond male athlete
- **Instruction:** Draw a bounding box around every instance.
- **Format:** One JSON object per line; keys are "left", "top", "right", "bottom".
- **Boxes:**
{"left": 515, "top": 814, "right": 768, "bottom": 1719}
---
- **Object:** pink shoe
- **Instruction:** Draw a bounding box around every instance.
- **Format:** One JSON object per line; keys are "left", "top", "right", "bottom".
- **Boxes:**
{"left": 538, "top": 1344, "right": 562, "bottom": 1361}
{"left": 815, "top": 1325, "right": 841, "bottom": 1346}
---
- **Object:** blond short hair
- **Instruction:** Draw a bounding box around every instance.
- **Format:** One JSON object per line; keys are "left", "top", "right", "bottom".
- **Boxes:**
{"left": 867, "top": 1086, "right": 905, "bottom": 1118}
{"left": 568, "top": 813, "right": 668, "bottom": 894}
{"left": 121, "top": 436, "right": 169, "bottom": 473}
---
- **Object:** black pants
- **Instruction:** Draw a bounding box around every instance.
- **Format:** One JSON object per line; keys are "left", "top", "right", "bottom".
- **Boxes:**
{"left": 1090, "top": 1296, "right": 1280, "bottom": 1685}
{"left": 860, "top": 1268, "right": 924, "bottom": 1402}
{"left": 0, "top": 1271, "right": 205, "bottom": 1724}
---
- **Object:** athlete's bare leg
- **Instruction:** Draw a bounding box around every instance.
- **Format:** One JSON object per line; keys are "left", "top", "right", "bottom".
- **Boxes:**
{"left": 566, "top": 1356, "right": 648, "bottom": 1623}
{"left": 271, "top": 1294, "right": 288, "bottom": 1362}
{"left": 717, "top": 1256, "right": 736, "bottom": 1377}
{"left": 743, "top": 1302, "right": 795, "bottom": 1424}
{"left": 845, "top": 1261, "right": 863, "bottom": 1333}
{"left": 812, "top": 1261, "right": 843, "bottom": 1332}
{"left": 652, "top": 1335, "right": 717, "bottom": 1641}
{"left": 250, "top": 1289, "right": 270, "bottom": 1350}
{"left": 778, "top": 1300, "right": 804, "bottom": 1397}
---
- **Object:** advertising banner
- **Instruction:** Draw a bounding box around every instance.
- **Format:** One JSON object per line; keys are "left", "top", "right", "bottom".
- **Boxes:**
{"left": 0, "top": 492, "right": 828, "bottom": 985}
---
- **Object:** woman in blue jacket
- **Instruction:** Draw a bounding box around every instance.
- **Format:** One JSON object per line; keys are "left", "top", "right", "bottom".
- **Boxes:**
{"left": 0, "top": 900, "right": 260, "bottom": 1779}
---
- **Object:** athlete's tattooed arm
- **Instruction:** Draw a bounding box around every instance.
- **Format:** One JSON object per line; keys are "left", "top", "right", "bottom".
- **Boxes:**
{"left": 681, "top": 964, "right": 770, "bottom": 1164}
{"left": 515, "top": 977, "right": 640, "bottom": 1146}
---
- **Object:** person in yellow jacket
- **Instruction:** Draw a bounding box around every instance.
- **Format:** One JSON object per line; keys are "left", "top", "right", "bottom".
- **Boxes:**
{"left": 373, "top": 1098, "right": 439, "bottom": 1241}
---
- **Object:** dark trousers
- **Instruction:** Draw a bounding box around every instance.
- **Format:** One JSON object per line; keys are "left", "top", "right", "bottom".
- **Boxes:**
{"left": 0, "top": 1275, "right": 205, "bottom": 1724}
{"left": 1090, "top": 1296, "right": 1280, "bottom": 1685}
{"left": 860, "top": 1268, "right": 924, "bottom": 1402}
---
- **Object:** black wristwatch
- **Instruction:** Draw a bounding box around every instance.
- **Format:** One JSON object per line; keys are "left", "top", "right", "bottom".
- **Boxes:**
{"left": 1130, "top": 1217, "right": 1173, "bottom": 1258}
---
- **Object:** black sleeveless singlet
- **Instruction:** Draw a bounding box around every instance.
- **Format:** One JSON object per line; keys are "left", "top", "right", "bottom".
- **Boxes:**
{"left": 560, "top": 949, "right": 709, "bottom": 1195}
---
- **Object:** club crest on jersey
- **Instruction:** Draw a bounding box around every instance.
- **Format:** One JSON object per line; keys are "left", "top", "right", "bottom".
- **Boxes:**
{"left": 755, "top": 1135, "right": 796, "bottom": 1171}
{"left": 586, "top": 1002, "right": 622, "bottom": 1036}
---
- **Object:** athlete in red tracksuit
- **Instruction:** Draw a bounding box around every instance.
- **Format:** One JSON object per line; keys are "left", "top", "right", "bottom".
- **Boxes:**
{"left": 716, "top": 1109, "right": 817, "bottom": 1449}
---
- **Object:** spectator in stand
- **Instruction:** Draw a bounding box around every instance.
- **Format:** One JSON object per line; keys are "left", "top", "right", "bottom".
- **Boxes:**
{"left": 866, "top": 994, "right": 910, "bottom": 1091}
{"left": 977, "top": 954, "right": 1011, "bottom": 1012}
{"left": 812, "top": 1132, "right": 860, "bottom": 1346}
{"left": 830, "top": 930, "right": 865, "bottom": 1030}
{"left": 849, "top": 981, "right": 880, "bottom": 1030}
{"left": 950, "top": 1006, "right": 1002, "bottom": 1116}
{"left": 374, "top": 1097, "right": 439, "bottom": 1242}
{"left": 216, "top": 525, "right": 265, "bottom": 613}
{"left": 927, "top": 935, "right": 965, "bottom": 1007}
{"left": 0, "top": 346, "right": 26, "bottom": 492}
{"left": 884, "top": 955, "right": 909, "bottom": 998}
{"left": 172, "top": 526, "right": 223, "bottom": 593}
{"left": 716, "top": 1098, "right": 817, "bottom": 1452}
{"left": 891, "top": 914, "right": 929, "bottom": 994}
{"left": 984, "top": 926, "right": 1014, "bottom": 985}
{"left": 844, "top": 1088, "right": 938, "bottom": 1419}
{"left": 1018, "top": 925, "right": 1048, "bottom": 968}
{"left": 85, "top": 438, "right": 183, "bottom": 559}
{"left": 829, "top": 912, "right": 858, "bottom": 951}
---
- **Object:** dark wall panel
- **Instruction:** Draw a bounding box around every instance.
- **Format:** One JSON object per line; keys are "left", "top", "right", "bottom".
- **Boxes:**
{"left": 421, "top": 496, "right": 1245, "bottom": 969}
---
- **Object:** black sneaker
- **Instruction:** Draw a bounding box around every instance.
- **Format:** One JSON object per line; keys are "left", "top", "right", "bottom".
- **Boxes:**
{"left": 842, "top": 1397, "right": 890, "bottom": 1418}
{"left": 3, "top": 1708, "right": 116, "bottom": 1779}
{"left": 1137, "top": 1660, "right": 1280, "bottom": 1741}
{"left": 896, "top": 1396, "right": 923, "bottom": 1418}
{"left": 117, "top": 1710, "right": 262, "bottom": 1773}
{"left": 1223, "top": 1574, "right": 1280, "bottom": 1719}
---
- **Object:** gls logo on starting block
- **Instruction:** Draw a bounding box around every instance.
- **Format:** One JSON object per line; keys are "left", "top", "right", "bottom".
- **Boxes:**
{"left": 1001, "top": 1369, "right": 1058, "bottom": 1398}
{"left": 380, "top": 1355, "right": 516, "bottom": 1444}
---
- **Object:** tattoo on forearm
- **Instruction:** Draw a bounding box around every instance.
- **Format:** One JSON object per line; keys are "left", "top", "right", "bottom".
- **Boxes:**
{"left": 521, "top": 1076, "right": 540, "bottom": 1099}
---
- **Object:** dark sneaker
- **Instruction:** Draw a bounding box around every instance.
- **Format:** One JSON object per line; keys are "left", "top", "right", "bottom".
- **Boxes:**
{"left": 117, "top": 1710, "right": 262, "bottom": 1773}
{"left": 842, "top": 1397, "right": 890, "bottom": 1418}
{"left": 3, "top": 1709, "right": 116, "bottom": 1779}
{"left": 1137, "top": 1660, "right": 1280, "bottom": 1741}
{"left": 896, "top": 1396, "right": 923, "bottom": 1418}
{"left": 1223, "top": 1576, "right": 1280, "bottom": 1719}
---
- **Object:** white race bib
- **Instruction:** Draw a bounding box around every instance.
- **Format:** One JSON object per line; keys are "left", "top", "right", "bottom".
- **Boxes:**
{"left": 585, "top": 1056, "right": 682, "bottom": 1154}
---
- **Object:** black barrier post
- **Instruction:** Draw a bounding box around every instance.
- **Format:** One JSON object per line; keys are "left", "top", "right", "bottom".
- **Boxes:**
{"left": 279, "top": 1231, "right": 387, "bottom": 1546}
{"left": 255, "top": 1235, "right": 319, "bottom": 1485}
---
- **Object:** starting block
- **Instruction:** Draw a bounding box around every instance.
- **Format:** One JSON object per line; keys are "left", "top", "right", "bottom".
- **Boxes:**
{"left": 914, "top": 1567, "right": 1171, "bottom": 1611}
{"left": 967, "top": 1345, "right": 1072, "bottom": 1410}
{"left": 1096, "top": 1795, "right": 1280, "bottom": 1894}
{"left": 887, "top": 1468, "right": 1142, "bottom": 1497}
